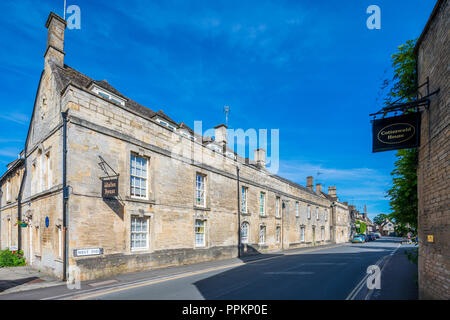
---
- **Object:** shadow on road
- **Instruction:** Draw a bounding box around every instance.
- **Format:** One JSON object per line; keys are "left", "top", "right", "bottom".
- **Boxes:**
{"left": 0, "top": 277, "right": 39, "bottom": 293}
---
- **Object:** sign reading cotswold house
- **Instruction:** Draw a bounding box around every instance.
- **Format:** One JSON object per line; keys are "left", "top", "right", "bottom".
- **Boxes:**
{"left": 372, "top": 113, "right": 420, "bottom": 153}
{"left": 102, "top": 178, "right": 119, "bottom": 198}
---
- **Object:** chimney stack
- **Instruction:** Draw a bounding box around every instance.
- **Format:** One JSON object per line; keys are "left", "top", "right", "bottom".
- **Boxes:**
{"left": 307, "top": 176, "right": 314, "bottom": 192}
{"left": 316, "top": 183, "right": 322, "bottom": 195}
{"left": 254, "top": 149, "right": 266, "bottom": 169}
{"left": 328, "top": 186, "right": 337, "bottom": 201}
{"left": 214, "top": 124, "right": 227, "bottom": 152}
{"left": 44, "top": 12, "right": 67, "bottom": 69}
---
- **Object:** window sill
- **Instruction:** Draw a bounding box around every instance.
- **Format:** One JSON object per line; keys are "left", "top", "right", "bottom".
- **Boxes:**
{"left": 126, "top": 196, "right": 155, "bottom": 205}
{"left": 275, "top": 216, "right": 282, "bottom": 220}
{"left": 259, "top": 214, "right": 268, "bottom": 218}
{"left": 131, "top": 248, "right": 150, "bottom": 254}
{"left": 194, "top": 206, "right": 211, "bottom": 211}
{"left": 241, "top": 212, "right": 251, "bottom": 216}
{"left": 194, "top": 245, "right": 207, "bottom": 249}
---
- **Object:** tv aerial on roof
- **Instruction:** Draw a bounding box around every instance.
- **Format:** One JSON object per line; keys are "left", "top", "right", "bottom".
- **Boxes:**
{"left": 224, "top": 105, "right": 230, "bottom": 128}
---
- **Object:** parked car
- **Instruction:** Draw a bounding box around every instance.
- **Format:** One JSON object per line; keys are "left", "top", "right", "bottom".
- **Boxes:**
{"left": 352, "top": 235, "right": 365, "bottom": 243}
{"left": 368, "top": 234, "right": 376, "bottom": 241}
{"left": 374, "top": 232, "right": 381, "bottom": 238}
{"left": 359, "top": 234, "right": 368, "bottom": 242}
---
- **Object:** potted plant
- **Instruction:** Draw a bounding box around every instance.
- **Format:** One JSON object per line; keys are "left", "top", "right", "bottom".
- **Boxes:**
{"left": 15, "top": 219, "right": 29, "bottom": 228}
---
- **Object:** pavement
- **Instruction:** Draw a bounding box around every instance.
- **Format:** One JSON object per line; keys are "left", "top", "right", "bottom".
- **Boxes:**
{"left": 0, "top": 237, "right": 418, "bottom": 300}
{"left": 0, "top": 266, "right": 61, "bottom": 295}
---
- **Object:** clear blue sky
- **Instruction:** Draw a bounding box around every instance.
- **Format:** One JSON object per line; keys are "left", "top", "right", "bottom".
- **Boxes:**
{"left": 0, "top": 0, "right": 436, "bottom": 219}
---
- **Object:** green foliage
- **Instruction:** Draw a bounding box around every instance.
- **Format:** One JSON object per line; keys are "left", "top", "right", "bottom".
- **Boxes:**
{"left": 384, "top": 39, "right": 418, "bottom": 105}
{"left": 0, "top": 249, "right": 26, "bottom": 267}
{"left": 356, "top": 220, "right": 367, "bottom": 234}
{"left": 405, "top": 246, "right": 418, "bottom": 266}
{"left": 373, "top": 213, "right": 388, "bottom": 226}
{"left": 387, "top": 148, "right": 418, "bottom": 230}
{"left": 384, "top": 39, "right": 418, "bottom": 231}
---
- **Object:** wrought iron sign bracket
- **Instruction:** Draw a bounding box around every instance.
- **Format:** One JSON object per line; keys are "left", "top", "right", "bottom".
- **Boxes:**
{"left": 98, "top": 155, "right": 120, "bottom": 181}
{"left": 369, "top": 77, "right": 440, "bottom": 120}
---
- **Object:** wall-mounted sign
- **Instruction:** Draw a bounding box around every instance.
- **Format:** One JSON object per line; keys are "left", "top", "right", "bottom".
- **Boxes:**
{"left": 73, "top": 248, "right": 104, "bottom": 257}
{"left": 372, "top": 113, "right": 420, "bottom": 153}
{"left": 102, "top": 178, "right": 118, "bottom": 198}
{"left": 45, "top": 216, "right": 49, "bottom": 228}
{"left": 427, "top": 235, "right": 434, "bottom": 243}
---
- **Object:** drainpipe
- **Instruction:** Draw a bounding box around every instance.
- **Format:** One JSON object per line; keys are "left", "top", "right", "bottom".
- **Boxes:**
{"left": 62, "top": 111, "right": 68, "bottom": 281}
{"left": 17, "top": 159, "right": 27, "bottom": 252}
{"left": 236, "top": 166, "right": 241, "bottom": 258}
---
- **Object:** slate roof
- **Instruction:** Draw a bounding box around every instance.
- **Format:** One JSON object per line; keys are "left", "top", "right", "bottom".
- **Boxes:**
{"left": 52, "top": 63, "right": 327, "bottom": 199}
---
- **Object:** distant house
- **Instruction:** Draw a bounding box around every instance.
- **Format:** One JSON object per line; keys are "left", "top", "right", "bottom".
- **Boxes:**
{"left": 380, "top": 219, "right": 396, "bottom": 236}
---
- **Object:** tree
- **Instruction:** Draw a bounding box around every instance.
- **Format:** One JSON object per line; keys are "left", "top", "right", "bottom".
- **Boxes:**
{"left": 373, "top": 213, "right": 388, "bottom": 226}
{"left": 384, "top": 40, "right": 418, "bottom": 231}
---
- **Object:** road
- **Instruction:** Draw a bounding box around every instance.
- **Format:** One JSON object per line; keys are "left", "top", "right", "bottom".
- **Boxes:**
{"left": 0, "top": 237, "right": 417, "bottom": 300}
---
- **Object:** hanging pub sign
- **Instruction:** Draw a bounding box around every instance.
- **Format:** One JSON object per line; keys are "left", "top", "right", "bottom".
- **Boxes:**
{"left": 372, "top": 113, "right": 420, "bottom": 153}
{"left": 102, "top": 178, "right": 119, "bottom": 198}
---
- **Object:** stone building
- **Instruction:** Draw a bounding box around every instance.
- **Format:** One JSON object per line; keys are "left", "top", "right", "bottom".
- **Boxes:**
{"left": 0, "top": 12, "right": 350, "bottom": 281}
{"left": 415, "top": 0, "right": 449, "bottom": 300}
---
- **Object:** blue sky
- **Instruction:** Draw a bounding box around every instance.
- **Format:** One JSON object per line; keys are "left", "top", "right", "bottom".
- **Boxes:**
{"left": 0, "top": 0, "right": 436, "bottom": 219}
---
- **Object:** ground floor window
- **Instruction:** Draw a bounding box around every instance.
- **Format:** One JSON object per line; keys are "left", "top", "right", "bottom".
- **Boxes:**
{"left": 57, "top": 226, "right": 63, "bottom": 258}
{"left": 259, "top": 225, "right": 266, "bottom": 244}
{"left": 131, "top": 216, "right": 149, "bottom": 250}
{"left": 241, "top": 222, "right": 249, "bottom": 244}
{"left": 195, "top": 219, "right": 206, "bottom": 247}
{"left": 321, "top": 227, "right": 325, "bottom": 241}
{"left": 276, "top": 226, "right": 281, "bottom": 243}
{"left": 300, "top": 226, "right": 305, "bottom": 242}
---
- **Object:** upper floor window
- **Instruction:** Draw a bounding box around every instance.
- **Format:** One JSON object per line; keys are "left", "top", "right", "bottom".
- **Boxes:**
{"left": 295, "top": 202, "right": 299, "bottom": 217}
{"left": 46, "top": 152, "right": 52, "bottom": 189}
{"left": 275, "top": 196, "right": 281, "bottom": 217}
{"left": 130, "top": 154, "right": 148, "bottom": 199}
{"left": 156, "top": 118, "right": 176, "bottom": 131}
{"left": 316, "top": 207, "right": 319, "bottom": 220}
{"left": 91, "top": 84, "right": 126, "bottom": 106}
{"left": 241, "top": 186, "right": 248, "bottom": 213}
{"left": 324, "top": 209, "right": 328, "bottom": 221}
{"left": 259, "top": 192, "right": 265, "bottom": 216}
{"left": 195, "top": 173, "right": 206, "bottom": 207}
{"left": 6, "top": 179, "right": 11, "bottom": 203}
{"left": 307, "top": 205, "right": 311, "bottom": 219}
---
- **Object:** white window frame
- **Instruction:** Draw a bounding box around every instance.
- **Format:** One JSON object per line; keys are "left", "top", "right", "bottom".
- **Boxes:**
{"left": 321, "top": 227, "right": 325, "bottom": 241}
{"left": 241, "top": 186, "right": 248, "bottom": 213}
{"left": 195, "top": 219, "right": 206, "bottom": 247}
{"left": 259, "top": 225, "right": 266, "bottom": 245}
{"left": 57, "top": 226, "right": 63, "bottom": 259}
{"left": 295, "top": 202, "right": 299, "bottom": 217}
{"left": 130, "top": 216, "right": 149, "bottom": 251}
{"left": 6, "top": 179, "right": 11, "bottom": 203}
{"left": 195, "top": 173, "right": 206, "bottom": 207}
{"left": 316, "top": 207, "right": 319, "bottom": 220}
{"left": 259, "top": 192, "right": 265, "bottom": 216}
{"left": 130, "top": 154, "right": 148, "bottom": 199}
{"left": 307, "top": 205, "right": 311, "bottom": 219}
{"left": 300, "top": 226, "right": 305, "bottom": 242}
{"left": 241, "top": 222, "right": 249, "bottom": 244}
{"left": 275, "top": 196, "right": 280, "bottom": 218}
{"left": 276, "top": 226, "right": 281, "bottom": 243}
{"left": 39, "top": 151, "right": 44, "bottom": 193}
{"left": 46, "top": 151, "right": 52, "bottom": 189}
{"left": 91, "top": 84, "right": 126, "bottom": 106}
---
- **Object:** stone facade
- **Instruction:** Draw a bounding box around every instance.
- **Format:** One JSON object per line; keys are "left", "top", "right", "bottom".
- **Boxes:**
{"left": 416, "top": 0, "right": 449, "bottom": 300}
{"left": 0, "top": 12, "right": 351, "bottom": 281}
